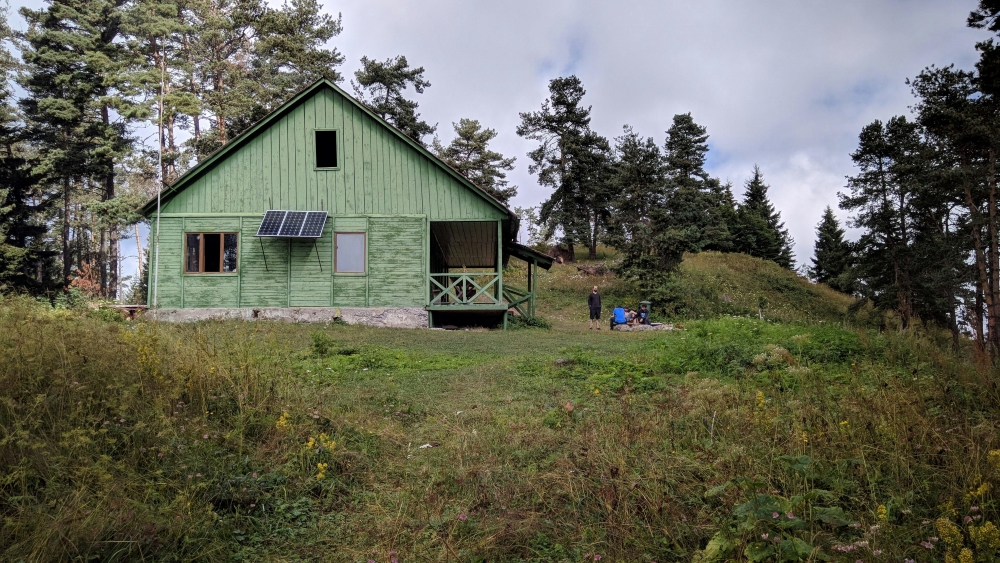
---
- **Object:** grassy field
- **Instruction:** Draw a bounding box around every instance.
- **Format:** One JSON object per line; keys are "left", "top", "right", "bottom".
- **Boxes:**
{"left": 2, "top": 253, "right": 999, "bottom": 562}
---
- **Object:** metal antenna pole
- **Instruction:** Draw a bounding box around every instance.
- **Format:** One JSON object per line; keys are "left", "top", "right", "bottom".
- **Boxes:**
{"left": 152, "top": 41, "right": 165, "bottom": 310}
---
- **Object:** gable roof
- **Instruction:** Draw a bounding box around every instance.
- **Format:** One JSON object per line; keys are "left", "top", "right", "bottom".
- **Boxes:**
{"left": 141, "top": 78, "right": 514, "bottom": 222}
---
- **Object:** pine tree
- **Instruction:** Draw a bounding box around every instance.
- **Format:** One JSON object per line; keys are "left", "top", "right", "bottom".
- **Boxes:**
{"left": 232, "top": 0, "right": 344, "bottom": 135}
{"left": 732, "top": 166, "right": 794, "bottom": 268}
{"left": 809, "top": 206, "right": 852, "bottom": 292}
{"left": 517, "top": 76, "right": 601, "bottom": 260}
{"left": 432, "top": 118, "right": 517, "bottom": 205}
{"left": 841, "top": 117, "right": 925, "bottom": 329}
{"left": 352, "top": 55, "right": 435, "bottom": 144}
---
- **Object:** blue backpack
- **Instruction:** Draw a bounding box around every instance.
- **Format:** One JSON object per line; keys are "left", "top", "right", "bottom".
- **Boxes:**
{"left": 613, "top": 307, "right": 627, "bottom": 324}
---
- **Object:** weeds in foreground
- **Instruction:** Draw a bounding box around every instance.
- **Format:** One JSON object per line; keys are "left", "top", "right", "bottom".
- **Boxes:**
{"left": 1, "top": 296, "right": 999, "bottom": 561}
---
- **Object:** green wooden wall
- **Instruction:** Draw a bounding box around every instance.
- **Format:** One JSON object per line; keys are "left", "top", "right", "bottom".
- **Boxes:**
{"left": 149, "top": 215, "right": 434, "bottom": 309}
{"left": 159, "top": 85, "right": 506, "bottom": 221}
{"left": 148, "top": 82, "right": 508, "bottom": 310}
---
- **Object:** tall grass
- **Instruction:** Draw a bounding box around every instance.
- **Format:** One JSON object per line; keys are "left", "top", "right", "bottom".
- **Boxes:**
{"left": 1, "top": 281, "right": 999, "bottom": 561}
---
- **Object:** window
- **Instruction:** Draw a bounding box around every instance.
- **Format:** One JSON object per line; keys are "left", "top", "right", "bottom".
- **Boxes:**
{"left": 315, "top": 130, "right": 338, "bottom": 168}
{"left": 335, "top": 232, "right": 365, "bottom": 273}
{"left": 185, "top": 233, "right": 238, "bottom": 273}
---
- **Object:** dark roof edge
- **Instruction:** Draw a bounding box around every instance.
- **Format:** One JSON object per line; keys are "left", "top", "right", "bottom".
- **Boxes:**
{"left": 504, "top": 241, "right": 555, "bottom": 270}
{"left": 141, "top": 78, "right": 514, "bottom": 221}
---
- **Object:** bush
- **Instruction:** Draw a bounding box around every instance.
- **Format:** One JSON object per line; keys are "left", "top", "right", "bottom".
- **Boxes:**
{"left": 507, "top": 314, "right": 552, "bottom": 330}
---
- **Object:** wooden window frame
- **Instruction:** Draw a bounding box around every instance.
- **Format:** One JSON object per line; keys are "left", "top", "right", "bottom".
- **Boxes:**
{"left": 184, "top": 232, "right": 239, "bottom": 274}
{"left": 334, "top": 232, "right": 366, "bottom": 274}
{"left": 314, "top": 129, "right": 341, "bottom": 170}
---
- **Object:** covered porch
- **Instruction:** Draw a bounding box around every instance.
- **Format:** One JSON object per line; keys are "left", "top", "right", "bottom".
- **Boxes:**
{"left": 427, "top": 220, "right": 552, "bottom": 328}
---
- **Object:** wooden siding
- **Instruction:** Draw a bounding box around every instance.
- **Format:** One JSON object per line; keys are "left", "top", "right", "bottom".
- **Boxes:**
{"left": 239, "top": 216, "right": 290, "bottom": 307}
{"left": 150, "top": 214, "right": 432, "bottom": 309}
{"left": 160, "top": 86, "right": 505, "bottom": 222}
{"left": 368, "top": 217, "right": 425, "bottom": 306}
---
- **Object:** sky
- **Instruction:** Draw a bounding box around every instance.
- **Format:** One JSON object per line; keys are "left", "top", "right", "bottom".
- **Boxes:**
{"left": 325, "top": 0, "right": 988, "bottom": 267}
{"left": 7, "top": 0, "right": 993, "bottom": 281}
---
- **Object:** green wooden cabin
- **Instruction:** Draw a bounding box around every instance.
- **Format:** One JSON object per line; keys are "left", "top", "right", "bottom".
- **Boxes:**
{"left": 142, "top": 78, "right": 552, "bottom": 328}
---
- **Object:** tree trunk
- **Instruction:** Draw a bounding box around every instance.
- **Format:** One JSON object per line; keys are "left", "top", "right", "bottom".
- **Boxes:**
{"left": 988, "top": 147, "right": 1000, "bottom": 356}
{"left": 62, "top": 178, "right": 71, "bottom": 283}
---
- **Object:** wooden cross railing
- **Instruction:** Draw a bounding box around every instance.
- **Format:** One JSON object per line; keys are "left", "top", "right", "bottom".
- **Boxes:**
{"left": 429, "top": 272, "right": 501, "bottom": 306}
{"left": 502, "top": 285, "right": 533, "bottom": 317}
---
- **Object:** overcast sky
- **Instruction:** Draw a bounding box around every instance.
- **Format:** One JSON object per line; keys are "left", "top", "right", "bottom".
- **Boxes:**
{"left": 326, "top": 0, "right": 988, "bottom": 267}
{"left": 8, "top": 0, "right": 993, "bottom": 277}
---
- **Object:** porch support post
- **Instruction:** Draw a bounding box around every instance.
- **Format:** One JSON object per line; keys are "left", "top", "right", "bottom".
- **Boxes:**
{"left": 497, "top": 220, "right": 503, "bottom": 302}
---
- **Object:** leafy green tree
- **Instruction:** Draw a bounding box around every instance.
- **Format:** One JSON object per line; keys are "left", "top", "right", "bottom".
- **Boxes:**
{"left": 809, "top": 206, "right": 853, "bottom": 293}
{"left": 517, "top": 76, "right": 604, "bottom": 260}
{"left": 732, "top": 166, "right": 794, "bottom": 268}
{"left": 352, "top": 55, "right": 435, "bottom": 144}
{"left": 432, "top": 118, "right": 517, "bottom": 205}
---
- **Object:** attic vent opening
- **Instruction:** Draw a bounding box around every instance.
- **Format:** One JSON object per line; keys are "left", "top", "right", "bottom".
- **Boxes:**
{"left": 315, "top": 130, "right": 338, "bottom": 168}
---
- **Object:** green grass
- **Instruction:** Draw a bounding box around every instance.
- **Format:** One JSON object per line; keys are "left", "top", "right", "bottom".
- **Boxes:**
{"left": 2, "top": 252, "right": 1000, "bottom": 562}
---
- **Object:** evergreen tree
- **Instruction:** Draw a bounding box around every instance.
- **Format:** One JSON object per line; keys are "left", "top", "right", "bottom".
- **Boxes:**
{"left": 432, "top": 118, "right": 517, "bottom": 205}
{"left": 352, "top": 55, "right": 435, "bottom": 144}
{"left": 841, "top": 117, "right": 926, "bottom": 330}
{"left": 732, "top": 166, "right": 794, "bottom": 268}
{"left": 19, "top": 0, "right": 99, "bottom": 285}
{"left": 809, "top": 206, "right": 852, "bottom": 292}
{"left": 232, "top": 0, "right": 344, "bottom": 135}
{"left": 606, "top": 126, "right": 666, "bottom": 279}
{"left": 659, "top": 113, "right": 732, "bottom": 258}
{"left": 517, "top": 76, "right": 602, "bottom": 260}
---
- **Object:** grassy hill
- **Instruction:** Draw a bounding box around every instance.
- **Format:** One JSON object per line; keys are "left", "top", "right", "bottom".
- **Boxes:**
{"left": 530, "top": 250, "right": 865, "bottom": 327}
{"left": 2, "top": 253, "right": 998, "bottom": 562}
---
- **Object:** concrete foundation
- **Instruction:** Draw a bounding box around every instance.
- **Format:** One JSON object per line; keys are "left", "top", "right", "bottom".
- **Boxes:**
{"left": 147, "top": 307, "right": 429, "bottom": 328}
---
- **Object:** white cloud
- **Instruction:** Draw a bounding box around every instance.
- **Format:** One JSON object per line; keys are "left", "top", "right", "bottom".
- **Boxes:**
{"left": 329, "top": 0, "right": 987, "bottom": 264}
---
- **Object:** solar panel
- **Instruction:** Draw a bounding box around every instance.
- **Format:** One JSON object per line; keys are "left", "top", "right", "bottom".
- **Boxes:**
{"left": 300, "top": 211, "right": 328, "bottom": 238}
{"left": 256, "top": 210, "right": 328, "bottom": 237}
{"left": 278, "top": 211, "right": 307, "bottom": 237}
{"left": 257, "top": 210, "right": 286, "bottom": 236}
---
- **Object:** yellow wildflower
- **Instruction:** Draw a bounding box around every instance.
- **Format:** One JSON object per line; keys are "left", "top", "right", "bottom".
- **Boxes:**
{"left": 877, "top": 504, "right": 887, "bottom": 522}
{"left": 839, "top": 420, "right": 849, "bottom": 427}
{"left": 594, "top": 388, "right": 600, "bottom": 395}
{"left": 316, "top": 462, "right": 329, "bottom": 479}
{"left": 275, "top": 412, "right": 291, "bottom": 431}
{"left": 988, "top": 449, "right": 1000, "bottom": 469}
{"left": 967, "top": 482, "right": 991, "bottom": 501}
{"left": 959, "top": 548, "right": 974, "bottom": 563}
{"left": 801, "top": 431, "right": 808, "bottom": 444}
{"left": 971, "top": 521, "right": 1000, "bottom": 550}
{"left": 937, "top": 517, "right": 964, "bottom": 548}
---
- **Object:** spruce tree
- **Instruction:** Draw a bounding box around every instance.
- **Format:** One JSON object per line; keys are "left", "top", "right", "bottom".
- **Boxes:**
{"left": 352, "top": 55, "right": 435, "bottom": 144}
{"left": 606, "top": 126, "right": 666, "bottom": 278}
{"left": 809, "top": 206, "right": 852, "bottom": 292}
{"left": 732, "top": 166, "right": 794, "bottom": 268}
{"left": 659, "top": 113, "right": 732, "bottom": 259}
{"left": 432, "top": 118, "right": 517, "bottom": 205}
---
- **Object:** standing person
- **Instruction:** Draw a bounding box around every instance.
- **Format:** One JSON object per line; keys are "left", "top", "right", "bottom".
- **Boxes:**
{"left": 588, "top": 286, "right": 602, "bottom": 330}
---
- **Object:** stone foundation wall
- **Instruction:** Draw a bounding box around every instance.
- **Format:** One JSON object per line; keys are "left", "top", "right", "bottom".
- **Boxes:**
{"left": 147, "top": 307, "right": 429, "bottom": 328}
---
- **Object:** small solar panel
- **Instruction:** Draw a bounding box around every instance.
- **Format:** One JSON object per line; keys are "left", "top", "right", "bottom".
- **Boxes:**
{"left": 278, "top": 211, "right": 307, "bottom": 237}
{"left": 300, "top": 212, "right": 328, "bottom": 238}
{"left": 257, "top": 210, "right": 287, "bottom": 236}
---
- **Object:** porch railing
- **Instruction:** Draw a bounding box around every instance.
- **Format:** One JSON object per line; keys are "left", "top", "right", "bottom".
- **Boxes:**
{"left": 502, "top": 285, "right": 533, "bottom": 317}
{"left": 429, "top": 272, "right": 501, "bottom": 306}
